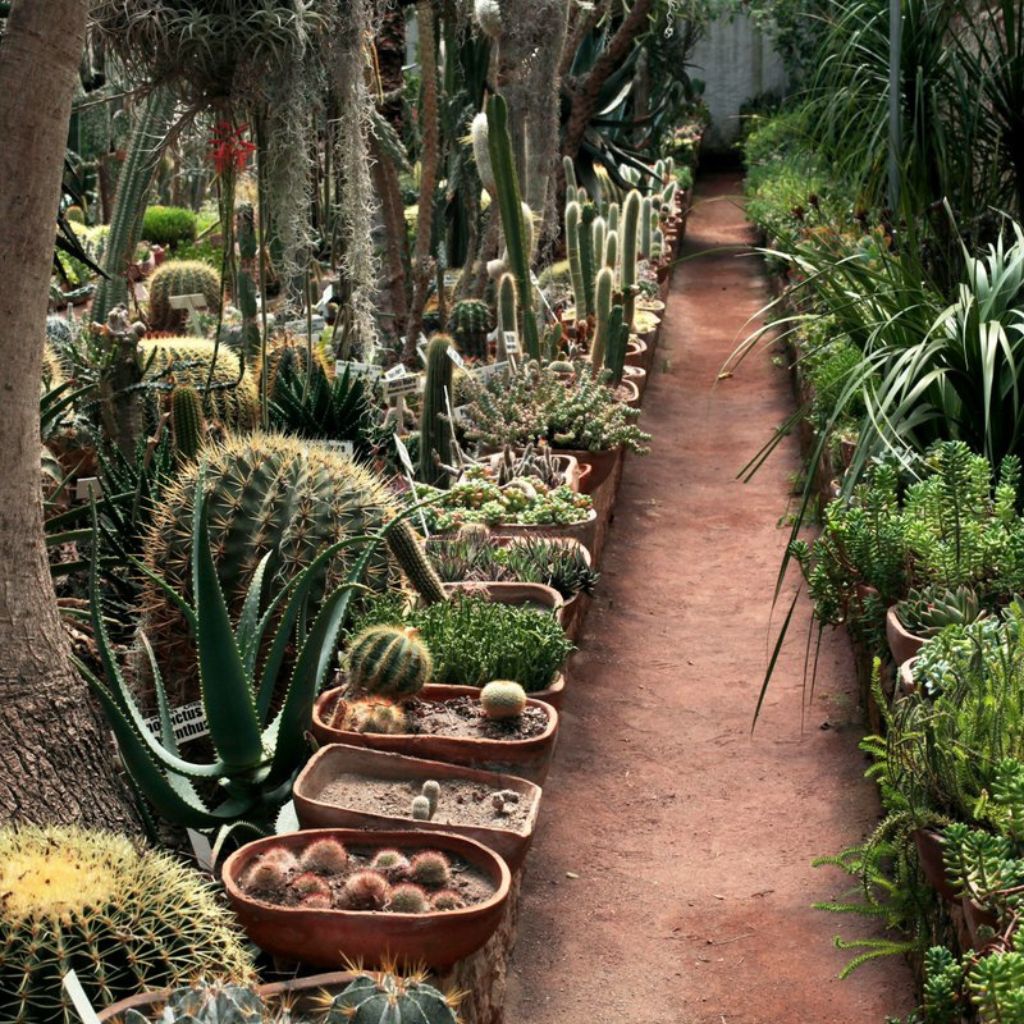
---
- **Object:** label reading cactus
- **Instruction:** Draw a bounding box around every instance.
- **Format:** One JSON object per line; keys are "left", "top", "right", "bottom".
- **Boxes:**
{"left": 62, "top": 971, "right": 102, "bottom": 1024}
{"left": 447, "top": 346, "right": 466, "bottom": 369}
{"left": 503, "top": 331, "right": 521, "bottom": 355}
{"left": 138, "top": 700, "right": 208, "bottom": 744}
{"left": 473, "top": 360, "right": 510, "bottom": 382}
{"left": 335, "top": 360, "right": 382, "bottom": 382}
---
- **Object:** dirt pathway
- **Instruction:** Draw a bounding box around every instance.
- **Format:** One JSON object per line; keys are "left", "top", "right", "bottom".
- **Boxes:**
{"left": 504, "top": 172, "right": 914, "bottom": 1023}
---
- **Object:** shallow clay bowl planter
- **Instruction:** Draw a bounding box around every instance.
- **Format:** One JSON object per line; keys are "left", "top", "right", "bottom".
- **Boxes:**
{"left": 558, "top": 446, "right": 621, "bottom": 495}
{"left": 886, "top": 606, "right": 925, "bottom": 665}
{"left": 625, "top": 337, "right": 647, "bottom": 368}
{"left": 293, "top": 745, "right": 542, "bottom": 871}
{"left": 313, "top": 684, "right": 559, "bottom": 784}
{"left": 488, "top": 508, "right": 599, "bottom": 556}
{"left": 914, "top": 828, "right": 957, "bottom": 902}
{"left": 222, "top": 828, "right": 511, "bottom": 970}
{"left": 441, "top": 579, "right": 564, "bottom": 622}
{"left": 98, "top": 973, "right": 358, "bottom": 1022}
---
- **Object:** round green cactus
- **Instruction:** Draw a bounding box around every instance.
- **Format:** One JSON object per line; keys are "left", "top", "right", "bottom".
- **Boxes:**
{"left": 409, "top": 850, "right": 451, "bottom": 888}
{"left": 448, "top": 299, "right": 491, "bottom": 360}
{"left": 0, "top": 827, "right": 253, "bottom": 1024}
{"left": 138, "top": 336, "right": 259, "bottom": 431}
{"left": 147, "top": 259, "right": 221, "bottom": 332}
{"left": 389, "top": 883, "right": 429, "bottom": 914}
{"left": 346, "top": 625, "right": 433, "bottom": 698}
{"left": 324, "top": 969, "right": 460, "bottom": 1024}
{"left": 480, "top": 679, "right": 528, "bottom": 720}
{"left": 299, "top": 838, "right": 349, "bottom": 875}
{"left": 342, "top": 870, "right": 391, "bottom": 911}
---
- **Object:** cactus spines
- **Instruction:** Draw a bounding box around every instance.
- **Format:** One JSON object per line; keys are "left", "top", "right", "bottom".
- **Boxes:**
{"left": 346, "top": 625, "right": 433, "bottom": 699}
{"left": 486, "top": 94, "right": 540, "bottom": 360}
{"left": 301, "top": 892, "right": 333, "bottom": 909}
{"left": 474, "top": 0, "right": 502, "bottom": 38}
{"left": 343, "top": 870, "right": 392, "bottom": 911}
{"left": 0, "top": 827, "right": 253, "bottom": 1024}
{"left": 299, "top": 838, "right": 349, "bottom": 875}
{"left": 293, "top": 872, "right": 331, "bottom": 898}
{"left": 470, "top": 112, "right": 495, "bottom": 193}
{"left": 372, "top": 849, "right": 411, "bottom": 878}
{"left": 327, "top": 969, "right": 461, "bottom": 1024}
{"left": 497, "top": 272, "right": 518, "bottom": 360}
{"left": 621, "top": 190, "right": 641, "bottom": 332}
{"left": 592, "top": 217, "right": 607, "bottom": 276}
{"left": 605, "top": 229, "right": 619, "bottom": 274}
{"left": 590, "top": 267, "right": 615, "bottom": 369}
{"left": 480, "top": 680, "right": 528, "bottom": 720}
{"left": 422, "top": 780, "right": 441, "bottom": 816}
{"left": 563, "top": 155, "right": 578, "bottom": 197}
{"left": 448, "top": 299, "right": 491, "bottom": 361}
{"left": 170, "top": 384, "right": 205, "bottom": 461}
{"left": 244, "top": 855, "right": 293, "bottom": 894}
{"left": 604, "top": 304, "right": 629, "bottom": 386}
{"left": 385, "top": 518, "right": 448, "bottom": 606}
{"left": 345, "top": 697, "right": 410, "bottom": 735}
{"left": 607, "top": 201, "right": 620, "bottom": 235}
{"left": 147, "top": 259, "right": 222, "bottom": 332}
{"left": 640, "top": 195, "right": 653, "bottom": 259}
{"left": 389, "top": 883, "right": 429, "bottom": 914}
{"left": 411, "top": 795, "right": 433, "bottom": 820}
{"left": 578, "top": 203, "right": 597, "bottom": 317}
{"left": 431, "top": 889, "right": 465, "bottom": 911}
{"left": 420, "top": 334, "right": 455, "bottom": 487}
{"left": 409, "top": 850, "right": 451, "bottom": 888}
{"left": 565, "top": 201, "right": 586, "bottom": 319}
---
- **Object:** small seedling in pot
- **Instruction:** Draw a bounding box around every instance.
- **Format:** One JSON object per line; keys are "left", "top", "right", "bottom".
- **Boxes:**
{"left": 422, "top": 780, "right": 440, "bottom": 816}
{"left": 491, "top": 789, "right": 521, "bottom": 817}
{"left": 411, "top": 795, "right": 433, "bottom": 821}
{"left": 389, "top": 883, "right": 430, "bottom": 914}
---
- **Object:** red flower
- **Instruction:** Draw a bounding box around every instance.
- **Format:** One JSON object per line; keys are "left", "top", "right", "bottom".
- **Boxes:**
{"left": 207, "top": 121, "right": 256, "bottom": 175}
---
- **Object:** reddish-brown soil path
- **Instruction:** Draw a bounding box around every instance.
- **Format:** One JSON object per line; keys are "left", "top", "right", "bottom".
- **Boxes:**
{"left": 504, "top": 172, "right": 914, "bottom": 1023}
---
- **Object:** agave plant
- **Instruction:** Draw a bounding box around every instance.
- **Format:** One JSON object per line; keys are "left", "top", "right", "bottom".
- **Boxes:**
{"left": 895, "top": 585, "right": 987, "bottom": 638}
{"left": 75, "top": 465, "right": 425, "bottom": 840}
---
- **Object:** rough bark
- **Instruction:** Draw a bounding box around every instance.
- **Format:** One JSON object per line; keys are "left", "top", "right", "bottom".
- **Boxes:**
{"left": 0, "top": 0, "right": 141, "bottom": 832}
{"left": 369, "top": 130, "right": 410, "bottom": 343}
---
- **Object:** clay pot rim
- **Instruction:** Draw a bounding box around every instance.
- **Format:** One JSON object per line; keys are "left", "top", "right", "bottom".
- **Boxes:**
{"left": 293, "top": 743, "right": 543, "bottom": 841}
{"left": 222, "top": 827, "right": 512, "bottom": 923}
{"left": 313, "top": 683, "right": 559, "bottom": 750}
{"left": 430, "top": 507, "right": 599, "bottom": 534}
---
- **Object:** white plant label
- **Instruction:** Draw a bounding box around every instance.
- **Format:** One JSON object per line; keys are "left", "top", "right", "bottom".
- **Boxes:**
{"left": 384, "top": 373, "right": 419, "bottom": 400}
{"left": 335, "top": 360, "right": 382, "bottom": 381}
{"left": 75, "top": 477, "right": 102, "bottom": 503}
{"left": 503, "top": 331, "right": 521, "bottom": 356}
{"left": 186, "top": 829, "right": 214, "bottom": 873}
{"left": 141, "top": 700, "right": 208, "bottom": 744}
{"left": 385, "top": 362, "right": 409, "bottom": 381}
{"left": 417, "top": 338, "right": 429, "bottom": 365}
{"left": 447, "top": 346, "right": 466, "bottom": 369}
{"left": 62, "top": 971, "right": 102, "bottom": 1024}
{"left": 474, "top": 360, "right": 510, "bottom": 382}
{"left": 324, "top": 439, "right": 355, "bottom": 457}
{"left": 167, "top": 293, "right": 209, "bottom": 312}
{"left": 393, "top": 433, "right": 416, "bottom": 477}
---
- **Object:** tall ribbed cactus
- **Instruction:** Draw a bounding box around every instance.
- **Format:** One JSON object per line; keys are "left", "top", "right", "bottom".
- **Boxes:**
{"left": 485, "top": 94, "right": 540, "bottom": 359}
{"left": 604, "top": 303, "right": 629, "bottom": 385}
{"left": 607, "top": 202, "right": 620, "bottom": 235}
{"left": 641, "top": 195, "right": 653, "bottom": 260}
{"left": 170, "top": 385, "right": 205, "bottom": 461}
{"left": 420, "top": 334, "right": 454, "bottom": 487}
{"left": 236, "top": 204, "right": 261, "bottom": 368}
{"left": 448, "top": 299, "right": 491, "bottom": 360}
{"left": 578, "top": 202, "right": 597, "bottom": 318}
{"left": 497, "top": 272, "right": 518, "bottom": 361}
{"left": 591, "top": 267, "right": 614, "bottom": 369}
{"left": 621, "top": 190, "right": 641, "bottom": 332}
{"left": 592, "top": 217, "right": 607, "bottom": 277}
{"left": 605, "top": 229, "right": 618, "bottom": 273}
{"left": 92, "top": 88, "right": 177, "bottom": 324}
{"left": 565, "top": 201, "right": 586, "bottom": 319}
{"left": 563, "top": 155, "right": 577, "bottom": 200}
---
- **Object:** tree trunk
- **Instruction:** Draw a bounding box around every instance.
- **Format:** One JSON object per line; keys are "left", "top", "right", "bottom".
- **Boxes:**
{"left": 0, "top": 0, "right": 141, "bottom": 832}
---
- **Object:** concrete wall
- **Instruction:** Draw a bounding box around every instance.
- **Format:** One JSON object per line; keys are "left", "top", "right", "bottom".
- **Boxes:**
{"left": 689, "top": 14, "right": 788, "bottom": 152}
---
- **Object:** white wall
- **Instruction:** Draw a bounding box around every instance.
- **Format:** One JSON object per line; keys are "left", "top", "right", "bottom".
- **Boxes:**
{"left": 688, "top": 14, "right": 788, "bottom": 151}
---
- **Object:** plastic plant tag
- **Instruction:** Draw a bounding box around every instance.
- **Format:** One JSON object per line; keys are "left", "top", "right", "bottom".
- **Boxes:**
{"left": 324, "top": 440, "right": 355, "bottom": 457}
{"left": 167, "top": 293, "right": 209, "bottom": 312}
{"left": 75, "top": 477, "right": 102, "bottom": 502}
{"left": 474, "top": 360, "right": 510, "bottom": 382}
{"left": 503, "top": 331, "right": 520, "bottom": 355}
{"left": 447, "top": 346, "right": 466, "bottom": 369}
{"left": 187, "top": 829, "right": 214, "bottom": 873}
{"left": 384, "top": 373, "right": 419, "bottom": 400}
{"left": 385, "top": 362, "right": 409, "bottom": 381}
{"left": 393, "top": 433, "right": 416, "bottom": 477}
{"left": 335, "top": 360, "right": 382, "bottom": 381}
{"left": 62, "top": 971, "right": 102, "bottom": 1024}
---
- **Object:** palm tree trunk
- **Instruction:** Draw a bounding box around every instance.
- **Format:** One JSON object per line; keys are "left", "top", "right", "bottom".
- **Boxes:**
{"left": 0, "top": 0, "right": 141, "bottom": 831}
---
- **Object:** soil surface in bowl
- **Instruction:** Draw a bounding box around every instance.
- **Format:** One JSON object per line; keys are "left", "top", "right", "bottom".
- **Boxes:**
{"left": 328, "top": 693, "right": 549, "bottom": 741}
{"left": 241, "top": 842, "right": 495, "bottom": 912}
{"left": 315, "top": 773, "right": 533, "bottom": 832}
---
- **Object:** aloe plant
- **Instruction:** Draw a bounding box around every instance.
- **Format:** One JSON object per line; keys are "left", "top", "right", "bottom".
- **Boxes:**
{"left": 75, "top": 467, "right": 426, "bottom": 840}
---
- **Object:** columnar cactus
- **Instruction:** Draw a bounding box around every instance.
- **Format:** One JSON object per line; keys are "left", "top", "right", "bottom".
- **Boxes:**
{"left": 640, "top": 195, "right": 653, "bottom": 260}
{"left": 607, "top": 201, "right": 620, "bottom": 235}
{"left": 592, "top": 217, "right": 607, "bottom": 278}
{"left": 419, "top": 334, "right": 455, "bottom": 487}
{"left": 324, "top": 969, "right": 460, "bottom": 1024}
{"left": 346, "top": 625, "right": 433, "bottom": 698}
{"left": 565, "top": 201, "right": 586, "bottom": 319}
{"left": 169, "top": 384, "right": 205, "bottom": 460}
{"left": 604, "top": 304, "right": 629, "bottom": 386}
{"left": 590, "top": 267, "right": 614, "bottom": 369}
{"left": 147, "top": 260, "right": 222, "bottom": 332}
{"left": 578, "top": 202, "right": 597, "bottom": 318}
{"left": 621, "top": 190, "right": 641, "bottom": 332}
{"left": 563, "top": 155, "right": 578, "bottom": 198}
{"left": 605, "top": 229, "right": 619, "bottom": 274}
{"left": 497, "top": 272, "right": 518, "bottom": 360}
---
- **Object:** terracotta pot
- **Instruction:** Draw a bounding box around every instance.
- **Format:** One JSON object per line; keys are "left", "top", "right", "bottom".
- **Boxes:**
{"left": 222, "top": 828, "right": 512, "bottom": 969}
{"left": 898, "top": 657, "right": 918, "bottom": 696}
{"left": 621, "top": 369, "right": 645, "bottom": 408}
{"left": 914, "top": 828, "right": 957, "bottom": 902}
{"left": 528, "top": 670, "right": 566, "bottom": 710}
{"left": 561, "top": 446, "right": 622, "bottom": 494}
{"left": 625, "top": 337, "right": 647, "bottom": 368}
{"left": 488, "top": 508, "right": 599, "bottom": 555}
{"left": 963, "top": 896, "right": 1001, "bottom": 952}
{"left": 886, "top": 606, "right": 925, "bottom": 666}
{"left": 312, "top": 684, "right": 560, "bottom": 785}
{"left": 293, "top": 745, "right": 542, "bottom": 871}
{"left": 441, "top": 580, "right": 564, "bottom": 621}
{"left": 98, "top": 972, "right": 359, "bottom": 1022}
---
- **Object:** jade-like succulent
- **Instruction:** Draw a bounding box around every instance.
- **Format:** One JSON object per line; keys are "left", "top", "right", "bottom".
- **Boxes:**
{"left": 480, "top": 679, "right": 528, "bottom": 719}
{"left": 343, "top": 870, "right": 391, "bottom": 911}
{"left": 389, "top": 883, "right": 429, "bottom": 914}
{"left": 346, "top": 625, "right": 433, "bottom": 698}
{"left": 409, "top": 851, "right": 451, "bottom": 888}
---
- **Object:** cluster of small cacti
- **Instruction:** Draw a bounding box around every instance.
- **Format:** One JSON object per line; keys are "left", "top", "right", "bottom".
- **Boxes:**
{"left": 0, "top": 827, "right": 253, "bottom": 1024}
{"left": 480, "top": 679, "right": 528, "bottom": 719}
{"left": 448, "top": 299, "right": 491, "bottom": 360}
{"left": 345, "top": 624, "right": 434, "bottom": 698}
{"left": 411, "top": 779, "right": 441, "bottom": 820}
{"left": 332, "top": 695, "right": 410, "bottom": 734}
{"left": 241, "top": 841, "right": 462, "bottom": 915}
{"left": 147, "top": 259, "right": 222, "bottom": 332}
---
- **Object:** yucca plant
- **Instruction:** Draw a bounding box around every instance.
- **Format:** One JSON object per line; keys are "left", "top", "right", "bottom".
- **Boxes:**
{"left": 75, "top": 466, "right": 429, "bottom": 841}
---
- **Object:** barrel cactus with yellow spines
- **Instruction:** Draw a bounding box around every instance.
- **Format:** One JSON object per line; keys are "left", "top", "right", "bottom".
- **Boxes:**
{"left": 147, "top": 259, "right": 221, "bottom": 332}
{"left": 256, "top": 336, "right": 332, "bottom": 405}
{"left": 140, "top": 433, "right": 445, "bottom": 698}
{"left": 324, "top": 967, "right": 461, "bottom": 1024}
{"left": 138, "top": 336, "right": 259, "bottom": 430}
{"left": 346, "top": 624, "right": 433, "bottom": 698}
{"left": 0, "top": 827, "right": 253, "bottom": 1024}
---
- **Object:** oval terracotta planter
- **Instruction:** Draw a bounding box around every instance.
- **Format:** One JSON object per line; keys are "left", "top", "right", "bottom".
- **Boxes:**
{"left": 479, "top": 452, "right": 583, "bottom": 492}
{"left": 621, "top": 369, "right": 645, "bottom": 408}
{"left": 313, "top": 684, "right": 559, "bottom": 785}
{"left": 886, "top": 606, "right": 925, "bottom": 665}
{"left": 98, "top": 972, "right": 358, "bottom": 1022}
{"left": 488, "top": 508, "right": 599, "bottom": 557}
{"left": 561, "top": 446, "right": 621, "bottom": 494}
{"left": 441, "top": 580, "right": 564, "bottom": 624}
{"left": 625, "top": 337, "right": 648, "bottom": 368}
{"left": 222, "top": 828, "right": 511, "bottom": 970}
{"left": 293, "top": 745, "right": 542, "bottom": 871}
{"left": 913, "top": 828, "right": 957, "bottom": 902}
{"left": 962, "top": 895, "right": 1001, "bottom": 952}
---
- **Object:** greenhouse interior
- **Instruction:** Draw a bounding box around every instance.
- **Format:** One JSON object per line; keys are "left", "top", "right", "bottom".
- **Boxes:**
{"left": 3, "top": 0, "right": 1024, "bottom": 1020}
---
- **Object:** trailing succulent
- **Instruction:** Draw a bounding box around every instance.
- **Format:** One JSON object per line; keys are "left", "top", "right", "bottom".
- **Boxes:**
{"left": 0, "top": 828, "right": 252, "bottom": 1024}
{"left": 459, "top": 360, "right": 650, "bottom": 454}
